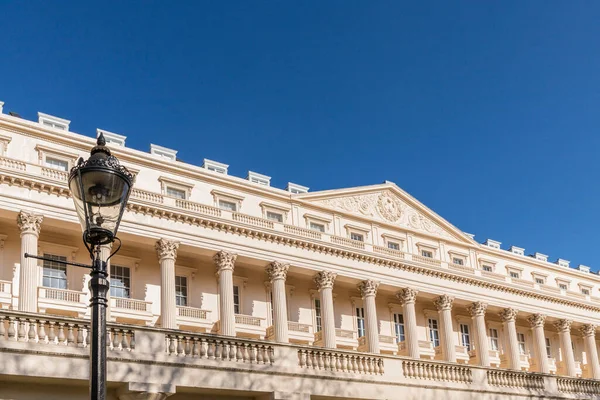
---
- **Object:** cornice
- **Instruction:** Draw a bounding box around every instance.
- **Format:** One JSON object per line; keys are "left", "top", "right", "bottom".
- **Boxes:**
{"left": 2, "top": 160, "right": 600, "bottom": 314}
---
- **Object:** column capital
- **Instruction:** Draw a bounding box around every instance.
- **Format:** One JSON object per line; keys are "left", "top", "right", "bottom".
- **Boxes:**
{"left": 17, "top": 211, "right": 43, "bottom": 237}
{"left": 314, "top": 270, "right": 336, "bottom": 290}
{"left": 213, "top": 250, "right": 237, "bottom": 272}
{"left": 266, "top": 261, "right": 289, "bottom": 281}
{"left": 358, "top": 279, "right": 379, "bottom": 297}
{"left": 527, "top": 313, "right": 546, "bottom": 328}
{"left": 155, "top": 238, "right": 179, "bottom": 261}
{"left": 580, "top": 324, "right": 597, "bottom": 338}
{"left": 433, "top": 294, "right": 453, "bottom": 311}
{"left": 467, "top": 301, "right": 487, "bottom": 317}
{"left": 554, "top": 319, "right": 573, "bottom": 333}
{"left": 499, "top": 308, "right": 518, "bottom": 322}
{"left": 396, "top": 287, "right": 418, "bottom": 305}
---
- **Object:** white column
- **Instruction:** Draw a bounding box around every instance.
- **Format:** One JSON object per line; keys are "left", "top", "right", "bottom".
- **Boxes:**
{"left": 314, "top": 271, "right": 336, "bottom": 349}
{"left": 17, "top": 211, "right": 43, "bottom": 312}
{"left": 358, "top": 279, "right": 380, "bottom": 354}
{"left": 266, "top": 261, "right": 290, "bottom": 343}
{"left": 214, "top": 250, "right": 237, "bottom": 337}
{"left": 467, "top": 301, "right": 490, "bottom": 367}
{"left": 580, "top": 324, "right": 600, "bottom": 379}
{"left": 528, "top": 314, "right": 549, "bottom": 374}
{"left": 155, "top": 238, "right": 179, "bottom": 329}
{"left": 500, "top": 308, "right": 521, "bottom": 370}
{"left": 554, "top": 319, "right": 577, "bottom": 377}
{"left": 396, "top": 287, "right": 419, "bottom": 358}
{"left": 434, "top": 294, "right": 456, "bottom": 362}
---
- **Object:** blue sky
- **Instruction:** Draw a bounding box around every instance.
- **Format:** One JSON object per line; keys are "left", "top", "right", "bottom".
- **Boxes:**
{"left": 2, "top": 2, "right": 600, "bottom": 270}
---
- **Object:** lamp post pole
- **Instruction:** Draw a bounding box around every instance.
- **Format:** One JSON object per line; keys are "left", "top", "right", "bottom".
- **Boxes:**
{"left": 89, "top": 247, "right": 109, "bottom": 400}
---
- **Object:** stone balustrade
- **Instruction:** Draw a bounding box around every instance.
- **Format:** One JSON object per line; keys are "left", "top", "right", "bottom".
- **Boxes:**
{"left": 487, "top": 370, "right": 544, "bottom": 389}
{"left": 298, "top": 349, "right": 384, "bottom": 375}
{"left": 402, "top": 360, "right": 472, "bottom": 383}
{"left": 557, "top": 377, "right": 600, "bottom": 394}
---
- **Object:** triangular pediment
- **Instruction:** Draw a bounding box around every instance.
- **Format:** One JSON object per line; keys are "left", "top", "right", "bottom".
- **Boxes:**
{"left": 296, "top": 183, "right": 475, "bottom": 245}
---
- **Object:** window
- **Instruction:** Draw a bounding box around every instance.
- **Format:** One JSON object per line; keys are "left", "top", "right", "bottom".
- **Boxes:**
{"left": 393, "top": 313, "right": 405, "bottom": 343}
{"left": 489, "top": 328, "right": 499, "bottom": 351}
{"left": 287, "top": 182, "right": 309, "bottom": 194}
{"left": 356, "top": 307, "right": 366, "bottom": 338}
{"left": 175, "top": 276, "right": 188, "bottom": 306}
{"left": 517, "top": 333, "right": 526, "bottom": 355}
{"left": 350, "top": 232, "right": 364, "bottom": 242}
{"left": 582, "top": 288, "right": 590, "bottom": 296}
{"left": 452, "top": 258, "right": 464, "bottom": 266}
{"left": 545, "top": 338, "right": 551, "bottom": 358}
{"left": 309, "top": 222, "right": 325, "bottom": 232}
{"left": 482, "top": 265, "right": 493, "bottom": 272}
{"left": 421, "top": 250, "right": 433, "bottom": 258}
{"left": 219, "top": 200, "right": 237, "bottom": 212}
{"left": 248, "top": 171, "right": 271, "bottom": 186}
{"left": 233, "top": 285, "right": 241, "bottom": 314}
{"left": 509, "top": 271, "right": 520, "bottom": 279}
{"left": 559, "top": 283, "right": 568, "bottom": 291}
{"left": 150, "top": 144, "right": 177, "bottom": 161}
{"left": 45, "top": 157, "right": 69, "bottom": 171}
{"left": 314, "top": 299, "right": 322, "bottom": 332}
{"left": 388, "top": 241, "right": 400, "bottom": 251}
{"left": 535, "top": 278, "right": 545, "bottom": 285}
{"left": 428, "top": 318, "right": 440, "bottom": 347}
{"left": 42, "top": 254, "right": 67, "bottom": 289}
{"left": 110, "top": 265, "right": 131, "bottom": 298}
{"left": 266, "top": 211, "right": 283, "bottom": 223}
{"left": 166, "top": 187, "right": 186, "bottom": 200}
{"left": 203, "top": 159, "right": 229, "bottom": 175}
{"left": 460, "top": 324, "right": 471, "bottom": 350}
{"left": 38, "top": 112, "right": 70, "bottom": 131}
{"left": 42, "top": 120, "right": 67, "bottom": 130}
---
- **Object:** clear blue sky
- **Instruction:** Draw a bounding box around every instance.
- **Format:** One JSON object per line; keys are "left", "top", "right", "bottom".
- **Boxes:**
{"left": 2, "top": 2, "right": 599, "bottom": 270}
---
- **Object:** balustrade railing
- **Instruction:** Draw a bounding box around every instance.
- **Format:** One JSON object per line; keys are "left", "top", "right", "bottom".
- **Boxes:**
{"left": 164, "top": 333, "right": 274, "bottom": 364}
{"left": 235, "top": 314, "right": 263, "bottom": 326}
{"left": 175, "top": 199, "right": 221, "bottom": 216}
{"left": 41, "top": 167, "right": 68, "bottom": 181}
{"left": 283, "top": 225, "right": 322, "bottom": 240}
{"left": 448, "top": 263, "right": 474, "bottom": 274}
{"left": 412, "top": 254, "right": 441, "bottom": 266}
{"left": 111, "top": 297, "right": 152, "bottom": 312}
{"left": 130, "top": 188, "right": 164, "bottom": 204}
{"left": 402, "top": 360, "right": 472, "bottom": 383}
{"left": 176, "top": 306, "right": 209, "bottom": 320}
{"left": 288, "top": 321, "right": 311, "bottom": 333}
{"left": 232, "top": 213, "right": 274, "bottom": 229}
{"left": 331, "top": 236, "right": 365, "bottom": 250}
{"left": 298, "top": 349, "right": 384, "bottom": 375}
{"left": 487, "top": 370, "right": 544, "bottom": 389}
{"left": 38, "top": 287, "right": 83, "bottom": 303}
{"left": 557, "top": 377, "right": 600, "bottom": 394}
{"left": 0, "top": 156, "right": 26, "bottom": 171}
{"left": 373, "top": 245, "right": 405, "bottom": 259}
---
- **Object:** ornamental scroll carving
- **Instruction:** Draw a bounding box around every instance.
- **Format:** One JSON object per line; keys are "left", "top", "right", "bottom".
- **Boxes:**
{"left": 433, "top": 294, "right": 454, "bottom": 311}
{"left": 358, "top": 280, "right": 379, "bottom": 297}
{"left": 499, "top": 308, "right": 518, "bottom": 322}
{"left": 314, "top": 271, "right": 336, "bottom": 290}
{"left": 314, "top": 191, "right": 453, "bottom": 239}
{"left": 155, "top": 238, "right": 179, "bottom": 261}
{"left": 554, "top": 319, "right": 573, "bottom": 333}
{"left": 17, "top": 211, "right": 43, "bottom": 236}
{"left": 580, "top": 324, "right": 596, "bottom": 337}
{"left": 396, "top": 287, "right": 418, "bottom": 305}
{"left": 213, "top": 250, "right": 237, "bottom": 272}
{"left": 467, "top": 301, "right": 487, "bottom": 317}
{"left": 265, "top": 261, "right": 289, "bottom": 281}
{"left": 527, "top": 314, "right": 546, "bottom": 328}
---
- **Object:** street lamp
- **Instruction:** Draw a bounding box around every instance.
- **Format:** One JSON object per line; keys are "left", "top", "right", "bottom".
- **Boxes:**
{"left": 26, "top": 133, "right": 133, "bottom": 400}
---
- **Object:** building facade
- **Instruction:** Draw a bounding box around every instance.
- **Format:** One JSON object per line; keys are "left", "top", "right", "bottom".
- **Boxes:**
{"left": 0, "top": 105, "right": 599, "bottom": 399}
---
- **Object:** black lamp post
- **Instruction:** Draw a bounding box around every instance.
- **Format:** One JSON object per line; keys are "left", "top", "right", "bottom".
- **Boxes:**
{"left": 26, "top": 133, "right": 133, "bottom": 400}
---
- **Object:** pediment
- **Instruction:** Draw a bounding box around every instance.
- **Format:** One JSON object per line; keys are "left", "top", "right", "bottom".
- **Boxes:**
{"left": 297, "top": 184, "right": 475, "bottom": 244}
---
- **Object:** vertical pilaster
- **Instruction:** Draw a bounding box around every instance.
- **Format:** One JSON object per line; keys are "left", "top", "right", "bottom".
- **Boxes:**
{"left": 314, "top": 271, "right": 336, "bottom": 349}
{"left": 467, "top": 302, "right": 490, "bottom": 367}
{"left": 358, "top": 279, "right": 380, "bottom": 354}
{"left": 528, "top": 314, "right": 549, "bottom": 374}
{"left": 554, "top": 319, "right": 577, "bottom": 377}
{"left": 500, "top": 308, "right": 521, "bottom": 370}
{"left": 266, "top": 261, "right": 290, "bottom": 343}
{"left": 17, "top": 211, "right": 43, "bottom": 312}
{"left": 580, "top": 324, "right": 600, "bottom": 379}
{"left": 155, "top": 239, "right": 179, "bottom": 329}
{"left": 396, "top": 287, "right": 419, "bottom": 358}
{"left": 214, "top": 251, "right": 237, "bottom": 337}
{"left": 434, "top": 294, "right": 456, "bottom": 362}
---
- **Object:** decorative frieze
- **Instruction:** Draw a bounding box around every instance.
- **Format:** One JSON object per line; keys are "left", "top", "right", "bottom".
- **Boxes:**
{"left": 155, "top": 238, "right": 179, "bottom": 261}
{"left": 396, "top": 287, "right": 418, "bottom": 305}
{"left": 213, "top": 250, "right": 237, "bottom": 272}
{"left": 467, "top": 301, "right": 487, "bottom": 317}
{"left": 499, "top": 308, "right": 518, "bottom": 322}
{"left": 527, "top": 314, "right": 546, "bottom": 328}
{"left": 554, "top": 319, "right": 573, "bottom": 333}
{"left": 314, "top": 271, "right": 336, "bottom": 290}
{"left": 433, "top": 294, "right": 453, "bottom": 311}
{"left": 358, "top": 280, "right": 379, "bottom": 298}
{"left": 266, "top": 261, "right": 289, "bottom": 282}
{"left": 17, "top": 211, "right": 43, "bottom": 236}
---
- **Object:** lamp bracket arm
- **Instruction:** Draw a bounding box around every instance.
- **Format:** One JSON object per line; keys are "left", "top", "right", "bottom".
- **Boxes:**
{"left": 24, "top": 253, "right": 92, "bottom": 269}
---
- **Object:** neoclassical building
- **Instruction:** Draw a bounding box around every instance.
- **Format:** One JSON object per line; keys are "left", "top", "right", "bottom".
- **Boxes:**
{"left": 0, "top": 104, "right": 599, "bottom": 399}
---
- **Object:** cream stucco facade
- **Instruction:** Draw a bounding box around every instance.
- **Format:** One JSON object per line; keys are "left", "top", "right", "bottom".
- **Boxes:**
{"left": 0, "top": 107, "right": 599, "bottom": 399}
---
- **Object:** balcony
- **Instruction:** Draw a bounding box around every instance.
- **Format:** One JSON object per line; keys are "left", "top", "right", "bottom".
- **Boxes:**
{"left": 110, "top": 297, "right": 153, "bottom": 325}
{"left": 175, "top": 306, "right": 212, "bottom": 331}
{"left": 0, "top": 280, "right": 11, "bottom": 309}
{"left": 412, "top": 254, "right": 441, "bottom": 267}
{"left": 397, "top": 340, "right": 435, "bottom": 360}
{"left": 357, "top": 334, "right": 398, "bottom": 354}
{"left": 213, "top": 314, "right": 266, "bottom": 339}
{"left": 433, "top": 344, "right": 469, "bottom": 363}
{"left": 500, "top": 352, "right": 531, "bottom": 371}
{"left": 468, "top": 348, "right": 501, "bottom": 367}
{"left": 313, "top": 328, "right": 358, "bottom": 350}
{"left": 266, "top": 321, "right": 314, "bottom": 344}
{"left": 37, "top": 287, "right": 86, "bottom": 318}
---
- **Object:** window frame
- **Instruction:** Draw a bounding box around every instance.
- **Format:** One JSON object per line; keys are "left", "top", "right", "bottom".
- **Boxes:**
{"left": 428, "top": 318, "right": 440, "bottom": 347}
{"left": 38, "top": 112, "right": 70, "bottom": 131}
{"left": 159, "top": 177, "right": 193, "bottom": 200}
{"left": 108, "top": 254, "right": 140, "bottom": 300}
{"left": 260, "top": 202, "right": 290, "bottom": 223}
{"left": 556, "top": 278, "right": 571, "bottom": 291}
{"left": 381, "top": 234, "right": 405, "bottom": 252}
{"left": 416, "top": 242, "right": 437, "bottom": 259}
{"left": 110, "top": 264, "right": 132, "bottom": 299}
{"left": 35, "top": 145, "right": 79, "bottom": 172}
{"left": 344, "top": 224, "right": 369, "bottom": 242}
{"left": 517, "top": 332, "right": 527, "bottom": 355}
{"left": 393, "top": 312, "right": 405, "bottom": 343}
{"left": 203, "top": 159, "right": 229, "bottom": 175}
{"left": 448, "top": 251, "right": 469, "bottom": 266}
{"left": 41, "top": 253, "right": 68, "bottom": 289}
{"left": 356, "top": 306, "right": 366, "bottom": 338}
{"left": 150, "top": 144, "right": 177, "bottom": 161}
{"left": 212, "top": 190, "right": 244, "bottom": 212}
{"left": 175, "top": 275, "right": 188, "bottom": 307}
{"left": 489, "top": 327, "right": 499, "bottom": 351}
{"left": 459, "top": 323, "right": 472, "bottom": 350}
{"left": 247, "top": 171, "right": 271, "bottom": 186}
{"left": 303, "top": 213, "right": 331, "bottom": 233}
